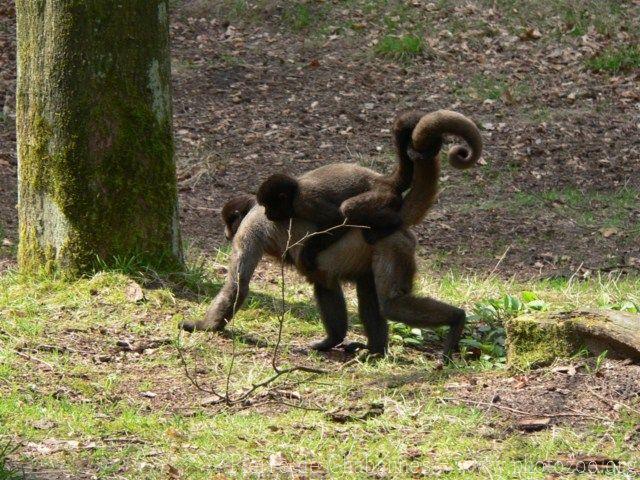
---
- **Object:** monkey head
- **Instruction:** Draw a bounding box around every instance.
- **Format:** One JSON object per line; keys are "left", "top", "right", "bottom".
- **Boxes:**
{"left": 256, "top": 173, "right": 299, "bottom": 222}
{"left": 221, "top": 194, "right": 257, "bottom": 240}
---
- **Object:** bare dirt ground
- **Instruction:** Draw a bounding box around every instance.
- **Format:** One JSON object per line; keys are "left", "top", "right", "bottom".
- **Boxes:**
{"left": 1, "top": 1, "right": 639, "bottom": 277}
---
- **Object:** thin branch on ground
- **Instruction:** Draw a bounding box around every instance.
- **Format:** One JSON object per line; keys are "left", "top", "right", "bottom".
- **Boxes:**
{"left": 177, "top": 220, "right": 341, "bottom": 408}
{"left": 587, "top": 386, "right": 640, "bottom": 416}
{"left": 176, "top": 331, "right": 225, "bottom": 400}
{"left": 441, "top": 397, "right": 613, "bottom": 422}
{"left": 489, "top": 244, "right": 512, "bottom": 277}
{"left": 14, "top": 350, "right": 54, "bottom": 372}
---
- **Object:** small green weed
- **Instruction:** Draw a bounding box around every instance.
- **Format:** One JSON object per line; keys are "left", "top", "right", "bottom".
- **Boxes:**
{"left": 462, "top": 292, "right": 549, "bottom": 360}
{"left": 562, "top": 7, "right": 591, "bottom": 36}
{"left": 283, "top": 3, "right": 313, "bottom": 31}
{"left": 375, "top": 34, "right": 424, "bottom": 62}
{"left": 587, "top": 45, "right": 640, "bottom": 73}
{"left": 584, "top": 349, "right": 609, "bottom": 374}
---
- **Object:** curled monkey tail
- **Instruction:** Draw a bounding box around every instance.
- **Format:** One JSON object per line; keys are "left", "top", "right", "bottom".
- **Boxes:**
{"left": 400, "top": 110, "right": 483, "bottom": 226}
{"left": 388, "top": 110, "right": 426, "bottom": 193}
{"left": 411, "top": 109, "right": 483, "bottom": 170}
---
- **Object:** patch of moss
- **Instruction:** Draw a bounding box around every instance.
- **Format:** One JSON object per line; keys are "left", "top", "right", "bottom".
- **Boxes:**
{"left": 505, "top": 314, "right": 578, "bottom": 369}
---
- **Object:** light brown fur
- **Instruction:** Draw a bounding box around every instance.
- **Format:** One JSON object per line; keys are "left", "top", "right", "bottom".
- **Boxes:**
{"left": 184, "top": 110, "right": 483, "bottom": 359}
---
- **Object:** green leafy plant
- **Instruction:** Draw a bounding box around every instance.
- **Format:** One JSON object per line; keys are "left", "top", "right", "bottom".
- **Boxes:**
{"left": 391, "top": 293, "right": 552, "bottom": 361}
{"left": 462, "top": 293, "right": 550, "bottom": 361}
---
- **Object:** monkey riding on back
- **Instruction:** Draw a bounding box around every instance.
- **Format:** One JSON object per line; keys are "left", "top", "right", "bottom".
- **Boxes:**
{"left": 185, "top": 110, "right": 483, "bottom": 361}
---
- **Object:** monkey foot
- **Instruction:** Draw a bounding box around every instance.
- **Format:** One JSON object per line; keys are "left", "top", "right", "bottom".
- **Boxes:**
{"left": 309, "top": 337, "right": 343, "bottom": 351}
{"left": 340, "top": 341, "right": 367, "bottom": 354}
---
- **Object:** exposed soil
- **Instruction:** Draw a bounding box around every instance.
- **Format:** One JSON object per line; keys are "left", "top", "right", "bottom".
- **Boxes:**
{"left": 1, "top": 1, "right": 639, "bottom": 277}
{"left": 447, "top": 358, "right": 640, "bottom": 429}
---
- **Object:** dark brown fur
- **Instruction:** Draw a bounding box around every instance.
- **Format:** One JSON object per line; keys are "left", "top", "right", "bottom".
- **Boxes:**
{"left": 183, "top": 110, "right": 483, "bottom": 360}
{"left": 255, "top": 112, "right": 427, "bottom": 271}
{"left": 221, "top": 194, "right": 257, "bottom": 240}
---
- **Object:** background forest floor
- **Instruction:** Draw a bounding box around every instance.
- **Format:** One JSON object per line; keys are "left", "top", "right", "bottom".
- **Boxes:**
{"left": 1, "top": 0, "right": 639, "bottom": 276}
{"left": 1, "top": 0, "right": 640, "bottom": 478}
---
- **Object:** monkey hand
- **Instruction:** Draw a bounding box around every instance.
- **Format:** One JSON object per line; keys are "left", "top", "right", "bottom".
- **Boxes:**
{"left": 180, "top": 307, "right": 229, "bottom": 333}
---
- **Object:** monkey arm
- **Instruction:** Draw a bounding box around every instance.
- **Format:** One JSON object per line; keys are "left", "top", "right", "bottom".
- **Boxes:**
{"left": 182, "top": 222, "right": 266, "bottom": 332}
{"left": 296, "top": 194, "right": 347, "bottom": 230}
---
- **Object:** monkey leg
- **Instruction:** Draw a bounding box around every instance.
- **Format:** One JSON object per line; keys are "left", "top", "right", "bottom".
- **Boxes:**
{"left": 354, "top": 271, "right": 388, "bottom": 354}
{"left": 340, "top": 191, "right": 404, "bottom": 245}
{"left": 372, "top": 233, "right": 466, "bottom": 360}
{"left": 309, "top": 280, "right": 349, "bottom": 351}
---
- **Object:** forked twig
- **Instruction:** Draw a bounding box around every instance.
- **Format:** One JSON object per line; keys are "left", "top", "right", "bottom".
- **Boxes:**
{"left": 177, "top": 219, "right": 342, "bottom": 407}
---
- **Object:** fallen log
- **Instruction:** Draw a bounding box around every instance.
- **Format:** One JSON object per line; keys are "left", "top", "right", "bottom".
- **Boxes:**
{"left": 505, "top": 310, "right": 640, "bottom": 368}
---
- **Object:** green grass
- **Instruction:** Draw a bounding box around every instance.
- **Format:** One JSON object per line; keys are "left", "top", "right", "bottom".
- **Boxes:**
{"left": 375, "top": 34, "right": 424, "bottom": 62}
{"left": 0, "top": 264, "right": 639, "bottom": 478}
{"left": 0, "top": 443, "right": 22, "bottom": 480}
{"left": 587, "top": 45, "right": 640, "bottom": 73}
{"left": 282, "top": 2, "right": 314, "bottom": 31}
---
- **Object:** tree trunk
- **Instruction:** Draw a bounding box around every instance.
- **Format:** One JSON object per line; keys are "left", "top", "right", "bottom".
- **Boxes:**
{"left": 16, "top": 0, "right": 182, "bottom": 276}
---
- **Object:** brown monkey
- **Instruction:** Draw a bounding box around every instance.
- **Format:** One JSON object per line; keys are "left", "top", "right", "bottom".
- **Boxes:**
{"left": 256, "top": 109, "right": 481, "bottom": 273}
{"left": 221, "top": 194, "right": 257, "bottom": 240}
{"left": 183, "top": 110, "right": 482, "bottom": 360}
{"left": 223, "top": 110, "right": 427, "bottom": 245}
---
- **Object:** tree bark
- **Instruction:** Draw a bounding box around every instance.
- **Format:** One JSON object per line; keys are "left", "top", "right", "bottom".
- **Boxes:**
{"left": 16, "top": 0, "right": 182, "bottom": 275}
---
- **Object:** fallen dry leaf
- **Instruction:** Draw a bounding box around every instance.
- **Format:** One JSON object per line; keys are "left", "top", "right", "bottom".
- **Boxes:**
{"left": 552, "top": 365, "right": 577, "bottom": 376}
{"left": 327, "top": 402, "right": 384, "bottom": 423}
{"left": 599, "top": 227, "right": 620, "bottom": 238}
{"left": 25, "top": 439, "right": 96, "bottom": 456}
{"left": 125, "top": 281, "right": 145, "bottom": 303}
{"left": 457, "top": 460, "right": 479, "bottom": 471}
{"left": 520, "top": 28, "right": 543, "bottom": 40}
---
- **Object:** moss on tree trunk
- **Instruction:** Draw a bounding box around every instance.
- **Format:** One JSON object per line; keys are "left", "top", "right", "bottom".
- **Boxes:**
{"left": 16, "top": 0, "right": 182, "bottom": 276}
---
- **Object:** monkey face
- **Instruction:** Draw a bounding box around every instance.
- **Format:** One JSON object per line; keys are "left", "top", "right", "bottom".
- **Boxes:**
{"left": 224, "top": 215, "right": 241, "bottom": 240}
{"left": 221, "top": 194, "right": 257, "bottom": 240}
{"left": 257, "top": 174, "right": 299, "bottom": 222}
